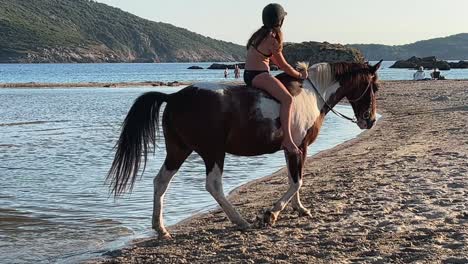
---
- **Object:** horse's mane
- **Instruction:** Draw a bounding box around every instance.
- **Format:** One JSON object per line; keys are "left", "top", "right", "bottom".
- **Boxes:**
{"left": 296, "top": 61, "right": 310, "bottom": 72}
{"left": 330, "top": 62, "right": 374, "bottom": 82}
{"left": 303, "top": 61, "right": 377, "bottom": 94}
{"left": 307, "top": 63, "right": 335, "bottom": 90}
{"left": 284, "top": 61, "right": 375, "bottom": 92}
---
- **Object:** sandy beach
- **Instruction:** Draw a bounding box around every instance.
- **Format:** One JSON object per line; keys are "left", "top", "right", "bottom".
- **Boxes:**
{"left": 94, "top": 80, "right": 467, "bottom": 264}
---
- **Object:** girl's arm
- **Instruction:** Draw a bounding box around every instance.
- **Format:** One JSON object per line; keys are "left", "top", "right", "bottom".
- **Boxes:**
{"left": 271, "top": 52, "right": 304, "bottom": 79}
{"left": 270, "top": 40, "right": 307, "bottom": 79}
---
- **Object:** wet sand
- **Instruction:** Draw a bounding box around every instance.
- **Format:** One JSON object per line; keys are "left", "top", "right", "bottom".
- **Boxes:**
{"left": 0, "top": 81, "right": 189, "bottom": 88}
{"left": 93, "top": 80, "right": 467, "bottom": 263}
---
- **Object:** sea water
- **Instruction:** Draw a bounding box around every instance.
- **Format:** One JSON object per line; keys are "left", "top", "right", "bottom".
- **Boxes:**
{"left": 1, "top": 61, "right": 467, "bottom": 84}
{"left": 1, "top": 61, "right": 464, "bottom": 263}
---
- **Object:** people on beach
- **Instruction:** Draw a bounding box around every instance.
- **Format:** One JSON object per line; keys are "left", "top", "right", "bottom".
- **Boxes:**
{"left": 234, "top": 64, "right": 241, "bottom": 78}
{"left": 243, "top": 3, "right": 307, "bottom": 155}
{"left": 431, "top": 68, "right": 446, "bottom": 80}
{"left": 413, "top": 66, "right": 426, "bottom": 80}
{"left": 224, "top": 67, "right": 229, "bottom": 78}
{"left": 431, "top": 68, "right": 440, "bottom": 79}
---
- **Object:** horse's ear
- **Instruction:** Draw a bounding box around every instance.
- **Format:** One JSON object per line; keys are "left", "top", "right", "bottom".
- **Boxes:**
{"left": 371, "top": 59, "right": 383, "bottom": 73}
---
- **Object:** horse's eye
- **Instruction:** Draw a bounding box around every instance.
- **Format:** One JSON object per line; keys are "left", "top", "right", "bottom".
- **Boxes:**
{"left": 363, "top": 111, "right": 370, "bottom": 119}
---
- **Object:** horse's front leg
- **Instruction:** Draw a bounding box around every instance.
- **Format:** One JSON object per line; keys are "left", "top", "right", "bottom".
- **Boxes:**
{"left": 291, "top": 188, "right": 312, "bottom": 217}
{"left": 291, "top": 146, "right": 312, "bottom": 217}
{"left": 263, "top": 150, "right": 304, "bottom": 226}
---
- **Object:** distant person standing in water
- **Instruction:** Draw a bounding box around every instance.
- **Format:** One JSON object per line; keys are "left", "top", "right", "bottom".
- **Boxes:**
{"left": 234, "top": 64, "right": 241, "bottom": 78}
{"left": 243, "top": 3, "right": 307, "bottom": 155}
{"left": 224, "top": 67, "right": 229, "bottom": 78}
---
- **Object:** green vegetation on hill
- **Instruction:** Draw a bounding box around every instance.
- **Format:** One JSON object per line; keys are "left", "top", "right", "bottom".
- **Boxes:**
{"left": 0, "top": 0, "right": 246, "bottom": 62}
{"left": 349, "top": 34, "right": 468, "bottom": 60}
{"left": 283, "top": 41, "right": 364, "bottom": 65}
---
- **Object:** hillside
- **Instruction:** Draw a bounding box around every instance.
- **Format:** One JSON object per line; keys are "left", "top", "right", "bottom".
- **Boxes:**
{"left": 349, "top": 33, "right": 468, "bottom": 60}
{"left": 0, "top": 0, "right": 245, "bottom": 63}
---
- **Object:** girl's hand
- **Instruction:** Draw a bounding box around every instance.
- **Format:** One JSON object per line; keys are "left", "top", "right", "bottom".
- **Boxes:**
{"left": 299, "top": 70, "right": 308, "bottom": 80}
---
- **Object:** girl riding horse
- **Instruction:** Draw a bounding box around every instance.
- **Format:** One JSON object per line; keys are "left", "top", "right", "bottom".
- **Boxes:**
{"left": 244, "top": 3, "right": 308, "bottom": 156}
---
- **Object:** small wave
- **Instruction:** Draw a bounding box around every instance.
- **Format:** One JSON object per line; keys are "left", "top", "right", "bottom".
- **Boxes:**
{"left": 0, "top": 208, "right": 52, "bottom": 229}
{"left": 86, "top": 218, "right": 123, "bottom": 225}
{"left": 0, "top": 120, "right": 70, "bottom": 127}
{"left": 0, "top": 166, "right": 46, "bottom": 171}
{"left": 0, "top": 144, "right": 20, "bottom": 148}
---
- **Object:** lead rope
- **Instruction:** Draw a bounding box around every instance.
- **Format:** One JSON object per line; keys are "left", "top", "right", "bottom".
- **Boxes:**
{"left": 306, "top": 78, "right": 357, "bottom": 123}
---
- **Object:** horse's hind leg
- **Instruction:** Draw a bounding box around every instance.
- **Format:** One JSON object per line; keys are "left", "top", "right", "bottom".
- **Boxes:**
{"left": 152, "top": 138, "right": 192, "bottom": 239}
{"left": 203, "top": 153, "right": 250, "bottom": 229}
{"left": 263, "top": 151, "right": 304, "bottom": 226}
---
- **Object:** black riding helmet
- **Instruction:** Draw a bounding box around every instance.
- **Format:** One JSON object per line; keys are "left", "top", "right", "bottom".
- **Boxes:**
{"left": 262, "top": 3, "right": 287, "bottom": 28}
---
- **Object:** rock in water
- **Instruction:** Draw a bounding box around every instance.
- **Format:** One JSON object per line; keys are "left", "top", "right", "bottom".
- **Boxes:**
{"left": 390, "top": 56, "right": 451, "bottom": 70}
{"left": 448, "top": 60, "right": 468, "bottom": 69}
{"left": 207, "top": 63, "right": 245, "bottom": 70}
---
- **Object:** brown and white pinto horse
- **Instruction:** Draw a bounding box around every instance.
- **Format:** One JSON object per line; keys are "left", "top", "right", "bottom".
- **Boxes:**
{"left": 107, "top": 60, "right": 382, "bottom": 239}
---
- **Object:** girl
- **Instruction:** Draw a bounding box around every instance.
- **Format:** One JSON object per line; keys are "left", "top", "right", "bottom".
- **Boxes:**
{"left": 244, "top": 3, "right": 308, "bottom": 155}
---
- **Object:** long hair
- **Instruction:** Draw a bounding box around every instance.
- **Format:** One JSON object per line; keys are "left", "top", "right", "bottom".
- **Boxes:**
{"left": 246, "top": 26, "right": 284, "bottom": 50}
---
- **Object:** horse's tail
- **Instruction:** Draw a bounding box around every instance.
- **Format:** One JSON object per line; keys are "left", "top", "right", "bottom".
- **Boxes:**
{"left": 106, "top": 91, "right": 170, "bottom": 196}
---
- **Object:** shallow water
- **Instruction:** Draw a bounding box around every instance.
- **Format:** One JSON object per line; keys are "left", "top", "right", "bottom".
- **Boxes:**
{"left": 1, "top": 61, "right": 467, "bottom": 84}
{"left": 0, "top": 86, "right": 365, "bottom": 263}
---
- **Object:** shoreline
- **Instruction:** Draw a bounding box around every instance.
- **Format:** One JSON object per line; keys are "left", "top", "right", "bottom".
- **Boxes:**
{"left": 92, "top": 80, "right": 467, "bottom": 263}
{"left": 0, "top": 81, "right": 191, "bottom": 89}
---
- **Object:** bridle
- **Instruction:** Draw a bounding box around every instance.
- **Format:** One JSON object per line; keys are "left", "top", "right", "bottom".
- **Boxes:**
{"left": 305, "top": 77, "right": 373, "bottom": 123}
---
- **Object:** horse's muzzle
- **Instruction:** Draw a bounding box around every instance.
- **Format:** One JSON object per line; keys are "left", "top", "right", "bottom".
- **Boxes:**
{"left": 357, "top": 118, "right": 375, "bottom": 129}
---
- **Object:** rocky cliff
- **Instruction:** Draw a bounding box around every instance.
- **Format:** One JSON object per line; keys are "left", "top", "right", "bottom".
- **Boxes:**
{"left": 283, "top": 42, "right": 364, "bottom": 66}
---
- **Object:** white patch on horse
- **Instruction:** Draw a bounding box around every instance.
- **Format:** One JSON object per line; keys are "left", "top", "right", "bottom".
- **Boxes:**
{"left": 194, "top": 82, "right": 226, "bottom": 95}
{"left": 206, "top": 164, "right": 249, "bottom": 226}
{"left": 253, "top": 62, "right": 341, "bottom": 145}
{"left": 255, "top": 96, "right": 281, "bottom": 139}
{"left": 290, "top": 90, "right": 320, "bottom": 145}
{"left": 153, "top": 165, "right": 178, "bottom": 232}
{"left": 257, "top": 96, "right": 280, "bottom": 120}
{"left": 255, "top": 92, "right": 321, "bottom": 144}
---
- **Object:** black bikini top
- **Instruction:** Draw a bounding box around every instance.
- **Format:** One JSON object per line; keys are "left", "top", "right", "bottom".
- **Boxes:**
{"left": 253, "top": 45, "right": 272, "bottom": 58}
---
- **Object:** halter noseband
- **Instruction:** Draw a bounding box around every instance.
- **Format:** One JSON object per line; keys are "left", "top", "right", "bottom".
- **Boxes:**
{"left": 306, "top": 77, "right": 373, "bottom": 123}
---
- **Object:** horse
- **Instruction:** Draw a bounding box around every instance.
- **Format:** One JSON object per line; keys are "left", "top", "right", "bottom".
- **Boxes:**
{"left": 107, "top": 60, "right": 382, "bottom": 239}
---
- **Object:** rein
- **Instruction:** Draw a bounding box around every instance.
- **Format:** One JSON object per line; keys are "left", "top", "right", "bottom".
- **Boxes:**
{"left": 305, "top": 77, "right": 372, "bottom": 123}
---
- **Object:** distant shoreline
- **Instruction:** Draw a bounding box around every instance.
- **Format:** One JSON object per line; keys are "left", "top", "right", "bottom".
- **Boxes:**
{"left": 0, "top": 81, "right": 192, "bottom": 89}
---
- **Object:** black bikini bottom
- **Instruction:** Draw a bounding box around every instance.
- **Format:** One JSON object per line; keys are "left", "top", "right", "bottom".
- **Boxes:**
{"left": 243, "top": 70, "right": 269, "bottom": 86}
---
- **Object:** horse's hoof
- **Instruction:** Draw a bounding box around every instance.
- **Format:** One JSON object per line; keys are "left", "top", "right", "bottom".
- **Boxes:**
{"left": 263, "top": 210, "right": 277, "bottom": 227}
{"left": 161, "top": 233, "right": 172, "bottom": 240}
{"left": 157, "top": 231, "right": 172, "bottom": 240}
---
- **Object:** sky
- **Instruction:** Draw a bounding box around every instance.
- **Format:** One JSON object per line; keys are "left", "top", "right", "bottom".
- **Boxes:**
{"left": 96, "top": 0, "right": 468, "bottom": 46}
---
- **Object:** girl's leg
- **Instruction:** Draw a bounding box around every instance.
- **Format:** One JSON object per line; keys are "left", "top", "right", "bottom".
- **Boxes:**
{"left": 252, "top": 73, "right": 300, "bottom": 154}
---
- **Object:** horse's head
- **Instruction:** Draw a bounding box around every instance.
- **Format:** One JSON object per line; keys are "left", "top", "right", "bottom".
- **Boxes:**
{"left": 333, "top": 60, "right": 382, "bottom": 129}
